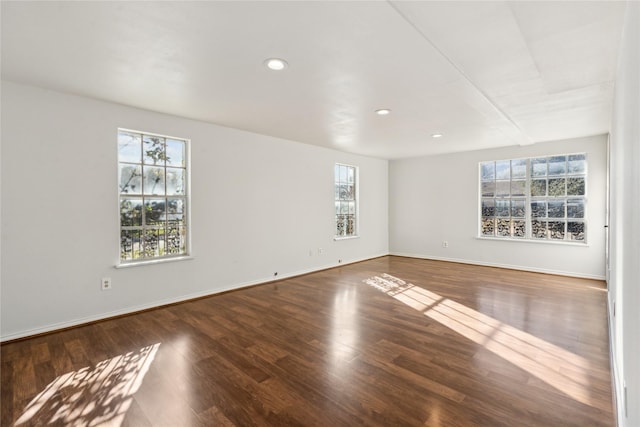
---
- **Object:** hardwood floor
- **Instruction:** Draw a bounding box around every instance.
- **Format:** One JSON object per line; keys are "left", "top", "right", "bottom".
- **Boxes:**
{"left": 1, "top": 256, "right": 614, "bottom": 426}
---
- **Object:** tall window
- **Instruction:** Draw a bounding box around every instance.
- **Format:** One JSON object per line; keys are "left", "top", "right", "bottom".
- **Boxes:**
{"left": 335, "top": 163, "right": 357, "bottom": 237}
{"left": 480, "top": 154, "right": 586, "bottom": 242}
{"left": 118, "top": 129, "right": 189, "bottom": 262}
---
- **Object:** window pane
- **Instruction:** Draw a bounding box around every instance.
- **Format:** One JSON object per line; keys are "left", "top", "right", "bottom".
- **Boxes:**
{"left": 119, "top": 164, "right": 142, "bottom": 194}
{"left": 336, "top": 215, "right": 345, "bottom": 236}
{"left": 531, "top": 158, "right": 547, "bottom": 177}
{"left": 567, "top": 177, "right": 585, "bottom": 196}
{"left": 334, "top": 164, "right": 340, "bottom": 183}
{"left": 347, "top": 167, "right": 355, "bottom": 184}
{"left": 143, "top": 228, "right": 163, "bottom": 258}
{"left": 166, "top": 139, "right": 185, "bottom": 167}
{"left": 548, "top": 178, "right": 566, "bottom": 196}
{"left": 481, "top": 181, "right": 495, "bottom": 197}
{"left": 346, "top": 215, "right": 355, "bottom": 235}
{"left": 495, "top": 200, "right": 509, "bottom": 217}
{"left": 166, "top": 167, "right": 185, "bottom": 195}
{"left": 143, "top": 166, "right": 165, "bottom": 195}
{"left": 548, "top": 156, "right": 566, "bottom": 176}
{"left": 568, "top": 222, "right": 585, "bottom": 241}
{"left": 481, "top": 199, "right": 495, "bottom": 217}
{"left": 511, "top": 180, "right": 525, "bottom": 197}
{"left": 568, "top": 154, "right": 586, "bottom": 174}
{"left": 167, "top": 198, "right": 184, "bottom": 225}
{"left": 345, "top": 185, "right": 355, "bottom": 200}
{"left": 481, "top": 218, "right": 495, "bottom": 236}
{"left": 548, "top": 200, "right": 565, "bottom": 218}
{"left": 118, "top": 131, "right": 141, "bottom": 163}
{"left": 496, "top": 181, "right": 510, "bottom": 197}
{"left": 532, "top": 220, "right": 547, "bottom": 239}
{"left": 143, "top": 135, "right": 167, "bottom": 165}
{"left": 145, "top": 198, "right": 166, "bottom": 226}
{"left": 120, "top": 198, "right": 143, "bottom": 226}
{"left": 513, "top": 220, "right": 525, "bottom": 238}
{"left": 496, "top": 219, "right": 510, "bottom": 236}
{"left": 567, "top": 199, "right": 585, "bottom": 218}
{"left": 339, "top": 165, "right": 348, "bottom": 183}
{"left": 548, "top": 221, "right": 565, "bottom": 239}
{"left": 340, "top": 202, "right": 349, "bottom": 214}
{"left": 121, "top": 229, "right": 142, "bottom": 261}
{"left": 511, "top": 200, "right": 525, "bottom": 218}
{"left": 481, "top": 162, "right": 495, "bottom": 181}
{"left": 496, "top": 161, "right": 510, "bottom": 180}
{"left": 531, "top": 179, "right": 547, "bottom": 196}
{"left": 338, "top": 184, "right": 348, "bottom": 200}
{"left": 348, "top": 202, "right": 356, "bottom": 215}
{"left": 511, "top": 159, "right": 526, "bottom": 179}
{"left": 167, "top": 226, "right": 186, "bottom": 254}
{"left": 531, "top": 201, "right": 547, "bottom": 218}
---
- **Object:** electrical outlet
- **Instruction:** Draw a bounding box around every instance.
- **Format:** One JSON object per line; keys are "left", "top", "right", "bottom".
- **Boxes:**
{"left": 442, "top": 241, "right": 449, "bottom": 248}
{"left": 101, "top": 277, "right": 112, "bottom": 291}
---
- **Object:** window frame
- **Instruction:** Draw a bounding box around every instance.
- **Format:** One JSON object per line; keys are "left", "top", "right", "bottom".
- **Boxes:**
{"left": 478, "top": 153, "right": 587, "bottom": 244}
{"left": 334, "top": 163, "right": 359, "bottom": 240}
{"left": 117, "top": 128, "right": 191, "bottom": 266}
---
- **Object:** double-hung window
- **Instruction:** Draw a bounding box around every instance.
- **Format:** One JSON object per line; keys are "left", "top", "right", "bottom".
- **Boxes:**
{"left": 118, "top": 129, "right": 189, "bottom": 262}
{"left": 480, "top": 154, "right": 587, "bottom": 242}
{"left": 335, "top": 163, "right": 358, "bottom": 238}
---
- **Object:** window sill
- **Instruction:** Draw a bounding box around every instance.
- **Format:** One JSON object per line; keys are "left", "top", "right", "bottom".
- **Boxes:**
{"left": 475, "top": 236, "right": 588, "bottom": 247}
{"left": 334, "top": 235, "right": 360, "bottom": 241}
{"left": 115, "top": 256, "right": 194, "bottom": 269}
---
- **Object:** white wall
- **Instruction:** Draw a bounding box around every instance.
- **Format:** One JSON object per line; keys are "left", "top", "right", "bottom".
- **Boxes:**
{"left": 389, "top": 135, "right": 608, "bottom": 279}
{"left": 0, "top": 81, "right": 389, "bottom": 340}
{"left": 609, "top": 2, "right": 640, "bottom": 426}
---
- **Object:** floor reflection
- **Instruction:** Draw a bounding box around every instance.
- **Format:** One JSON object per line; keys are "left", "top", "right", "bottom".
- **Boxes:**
{"left": 16, "top": 343, "right": 160, "bottom": 426}
{"left": 364, "top": 274, "right": 608, "bottom": 411}
{"left": 330, "top": 286, "right": 360, "bottom": 375}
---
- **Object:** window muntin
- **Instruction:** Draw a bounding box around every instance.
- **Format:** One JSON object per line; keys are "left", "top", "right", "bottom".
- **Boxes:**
{"left": 480, "top": 154, "right": 586, "bottom": 242}
{"left": 118, "top": 130, "right": 189, "bottom": 262}
{"left": 335, "top": 164, "right": 357, "bottom": 237}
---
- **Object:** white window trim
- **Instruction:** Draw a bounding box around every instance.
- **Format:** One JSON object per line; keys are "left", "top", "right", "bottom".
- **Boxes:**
{"left": 334, "top": 163, "right": 359, "bottom": 239}
{"left": 117, "top": 128, "right": 192, "bottom": 267}
{"left": 334, "top": 235, "right": 360, "bottom": 242}
{"left": 115, "top": 255, "right": 195, "bottom": 269}
{"left": 478, "top": 153, "right": 587, "bottom": 244}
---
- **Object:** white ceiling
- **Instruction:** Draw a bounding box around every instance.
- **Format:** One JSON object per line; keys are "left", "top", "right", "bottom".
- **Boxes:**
{"left": 1, "top": 1, "right": 627, "bottom": 159}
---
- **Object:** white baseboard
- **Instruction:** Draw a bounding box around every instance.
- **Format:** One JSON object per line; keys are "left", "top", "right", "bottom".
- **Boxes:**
{"left": 0, "top": 253, "right": 387, "bottom": 342}
{"left": 389, "top": 252, "right": 606, "bottom": 281}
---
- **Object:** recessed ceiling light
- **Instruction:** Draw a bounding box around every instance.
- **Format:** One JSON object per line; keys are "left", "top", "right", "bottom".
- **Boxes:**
{"left": 375, "top": 109, "right": 391, "bottom": 116}
{"left": 264, "top": 58, "right": 288, "bottom": 71}
{"left": 431, "top": 133, "right": 443, "bottom": 138}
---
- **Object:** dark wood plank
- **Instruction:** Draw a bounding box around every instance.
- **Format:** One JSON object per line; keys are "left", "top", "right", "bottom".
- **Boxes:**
{"left": 1, "top": 256, "right": 614, "bottom": 426}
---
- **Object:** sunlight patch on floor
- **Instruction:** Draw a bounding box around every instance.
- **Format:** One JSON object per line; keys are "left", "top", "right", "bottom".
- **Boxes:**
{"left": 364, "top": 274, "right": 607, "bottom": 411}
{"left": 16, "top": 343, "right": 160, "bottom": 426}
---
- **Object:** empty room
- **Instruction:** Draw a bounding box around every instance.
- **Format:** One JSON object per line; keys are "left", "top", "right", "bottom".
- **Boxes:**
{"left": 1, "top": 1, "right": 638, "bottom": 426}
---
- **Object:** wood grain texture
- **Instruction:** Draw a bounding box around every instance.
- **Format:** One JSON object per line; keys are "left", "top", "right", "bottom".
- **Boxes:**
{"left": 1, "top": 256, "right": 614, "bottom": 426}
